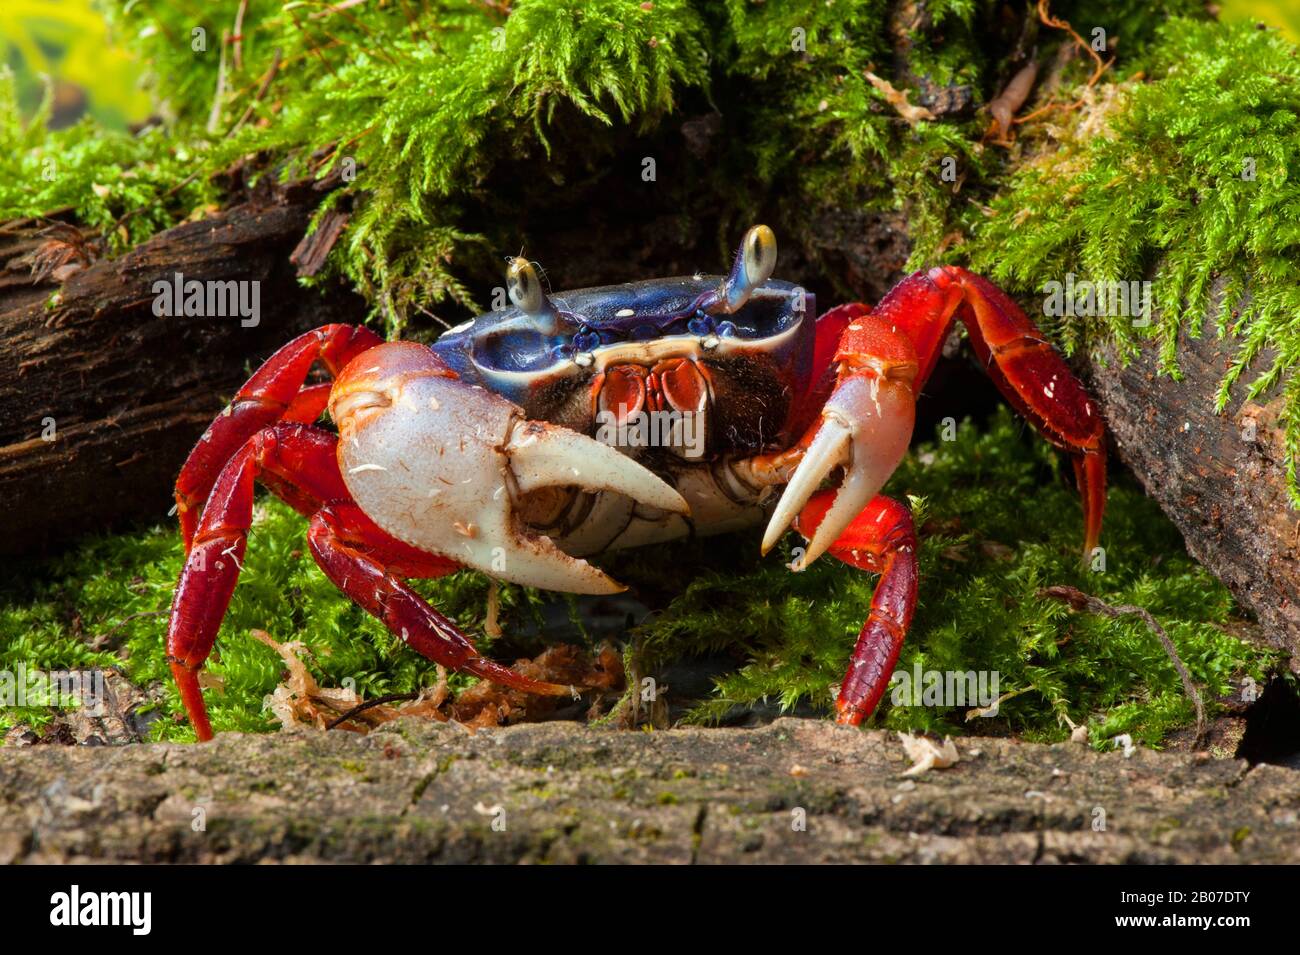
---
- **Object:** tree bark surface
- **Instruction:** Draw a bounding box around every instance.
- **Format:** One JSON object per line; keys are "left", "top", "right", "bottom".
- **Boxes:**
{"left": 0, "top": 183, "right": 364, "bottom": 556}
{"left": 2, "top": 717, "right": 1295, "bottom": 864}
{"left": 1084, "top": 322, "right": 1299, "bottom": 669}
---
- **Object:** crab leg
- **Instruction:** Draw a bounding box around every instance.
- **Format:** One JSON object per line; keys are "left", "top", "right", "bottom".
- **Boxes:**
{"left": 874, "top": 266, "right": 1107, "bottom": 556}
{"left": 169, "top": 423, "right": 343, "bottom": 740}
{"left": 174, "top": 324, "right": 382, "bottom": 551}
{"left": 307, "top": 505, "right": 574, "bottom": 698}
{"left": 167, "top": 422, "right": 565, "bottom": 741}
{"left": 794, "top": 490, "right": 918, "bottom": 725}
{"left": 764, "top": 268, "right": 1107, "bottom": 566}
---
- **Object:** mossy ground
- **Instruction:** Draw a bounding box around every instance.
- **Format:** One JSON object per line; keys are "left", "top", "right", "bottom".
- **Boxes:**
{"left": 0, "top": 3, "right": 1294, "bottom": 744}
{"left": 0, "top": 409, "right": 1276, "bottom": 745}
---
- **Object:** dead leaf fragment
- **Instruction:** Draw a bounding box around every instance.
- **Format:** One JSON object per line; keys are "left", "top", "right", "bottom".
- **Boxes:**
{"left": 250, "top": 630, "right": 622, "bottom": 734}
{"left": 897, "top": 732, "right": 960, "bottom": 777}
{"left": 864, "top": 71, "right": 936, "bottom": 126}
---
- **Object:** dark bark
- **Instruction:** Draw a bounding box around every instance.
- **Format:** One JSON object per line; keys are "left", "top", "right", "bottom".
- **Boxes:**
{"left": 1084, "top": 316, "right": 1300, "bottom": 670}
{"left": 0, "top": 182, "right": 366, "bottom": 557}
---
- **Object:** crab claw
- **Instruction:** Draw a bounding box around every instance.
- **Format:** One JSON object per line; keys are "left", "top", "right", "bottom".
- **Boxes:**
{"left": 332, "top": 342, "right": 687, "bottom": 596}
{"left": 761, "top": 321, "right": 918, "bottom": 570}
{"left": 500, "top": 417, "right": 690, "bottom": 591}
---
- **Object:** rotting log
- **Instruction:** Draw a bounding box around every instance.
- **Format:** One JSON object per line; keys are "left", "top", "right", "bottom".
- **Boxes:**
{"left": 1084, "top": 316, "right": 1300, "bottom": 670}
{"left": 0, "top": 181, "right": 366, "bottom": 557}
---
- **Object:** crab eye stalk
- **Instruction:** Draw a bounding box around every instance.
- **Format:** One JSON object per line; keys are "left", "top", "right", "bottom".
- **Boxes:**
{"left": 507, "top": 256, "right": 558, "bottom": 321}
{"left": 715, "top": 224, "right": 777, "bottom": 313}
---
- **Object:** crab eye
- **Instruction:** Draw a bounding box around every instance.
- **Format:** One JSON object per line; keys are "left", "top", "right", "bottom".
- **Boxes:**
{"left": 507, "top": 257, "right": 551, "bottom": 316}
{"left": 742, "top": 225, "right": 777, "bottom": 288}
{"left": 717, "top": 225, "right": 779, "bottom": 313}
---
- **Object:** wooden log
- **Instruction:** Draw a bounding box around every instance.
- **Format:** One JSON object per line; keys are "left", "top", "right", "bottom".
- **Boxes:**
{"left": 0, "top": 182, "right": 366, "bottom": 557}
{"left": 1085, "top": 314, "right": 1300, "bottom": 669}
{"left": 2, "top": 717, "right": 1296, "bottom": 863}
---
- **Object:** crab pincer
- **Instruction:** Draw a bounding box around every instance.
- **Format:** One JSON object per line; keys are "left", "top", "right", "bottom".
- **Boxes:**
{"left": 331, "top": 342, "right": 689, "bottom": 595}
{"left": 761, "top": 313, "right": 919, "bottom": 570}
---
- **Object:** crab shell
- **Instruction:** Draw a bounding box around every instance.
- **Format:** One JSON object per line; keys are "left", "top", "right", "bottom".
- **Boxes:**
{"left": 430, "top": 275, "right": 817, "bottom": 455}
{"left": 329, "top": 276, "right": 819, "bottom": 594}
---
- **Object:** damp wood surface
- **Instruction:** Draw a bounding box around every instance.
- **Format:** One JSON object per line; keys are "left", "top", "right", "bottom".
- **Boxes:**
{"left": 1, "top": 717, "right": 1296, "bottom": 864}
{"left": 1084, "top": 326, "right": 1300, "bottom": 669}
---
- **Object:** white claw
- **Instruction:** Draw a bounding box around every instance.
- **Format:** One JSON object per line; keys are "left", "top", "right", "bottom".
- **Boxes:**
{"left": 762, "top": 374, "right": 914, "bottom": 571}
{"left": 507, "top": 420, "right": 689, "bottom": 516}
{"left": 336, "top": 370, "right": 690, "bottom": 596}
{"left": 761, "top": 417, "right": 851, "bottom": 557}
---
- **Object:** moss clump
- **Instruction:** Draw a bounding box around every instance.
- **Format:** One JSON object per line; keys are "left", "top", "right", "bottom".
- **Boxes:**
{"left": 963, "top": 18, "right": 1300, "bottom": 501}
{"left": 0, "top": 70, "right": 217, "bottom": 249}
{"left": 5, "top": 1, "right": 1195, "bottom": 328}
{"left": 0, "top": 411, "right": 1275, "bottom": 745}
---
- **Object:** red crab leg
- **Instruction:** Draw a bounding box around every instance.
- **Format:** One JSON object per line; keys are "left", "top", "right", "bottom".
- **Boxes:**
{"left": 307, "top": 505, "right": 576, "bottom": 700}
{"left": 782, "top": 302, "right": 861, "bottom": 439}
{"left": 794, "top": 490, "right": 918, "bottom": 726}
{"left": 168, "top": 422, "right": 567, "bottom": 740}
{"left": 169, "top": 423, "right": 346, "bottom": 740}
{"left": 874, "top": 266, "right": 1107, "bottom": 557}
{"left": 174, "top": 324, "right": 382, "bottom": 551}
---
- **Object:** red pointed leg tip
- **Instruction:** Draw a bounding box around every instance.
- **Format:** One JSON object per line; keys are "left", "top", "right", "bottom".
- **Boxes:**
{"left": 170, "top": 660, "right": 214, "bottom": 742}
{"left": 834, "top": 698, "right": 868, "bottom": 727}
{"left": 464, "top": 656, "right": 575, "bottom": 699}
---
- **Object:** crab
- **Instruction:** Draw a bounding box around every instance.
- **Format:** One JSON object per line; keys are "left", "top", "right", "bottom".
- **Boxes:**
{"left": 167, "top": 226, "right": 1106, "bottom": 740}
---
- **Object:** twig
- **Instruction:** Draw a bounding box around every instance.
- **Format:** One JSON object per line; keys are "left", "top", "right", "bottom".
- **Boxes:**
{"left": 232, "top": 0, "right": 248, "bottom": 72}
{"left": 1040, "top": 585, "right": 1207, "bottom": 745}
{"left": 986, "top": 59, "right": 1038, "bottom": 142}
{"left": 308, "top": 0, "right": 370, "bottom": 20}
{"left": 1037, "top": 0, "right": 1107, "bottom": 87}
{"left": 863, "top": 70, "right": 936, "bottom": 127}
{"left": 325, "top": 692, "right": 419, "bottom": 730}
{"left": 206, "top": 29, "right": 230, "bottom": 136}
{"left": 484, "top": 579, "right": 503, "bottom": 638}
{"left": 987, "top": 1, "right": 1114, "bottom": 143}
{"left": 228, "top": 47, "right": 283, "bottom": 137}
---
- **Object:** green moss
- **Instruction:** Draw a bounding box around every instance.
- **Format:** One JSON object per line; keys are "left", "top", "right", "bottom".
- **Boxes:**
{"left": 0, "top": 1, "right": 1055, "bottom": 326}
{"left": 964, "top": 18, "right": 1300, "bottom": 502}
{"left": 0, "top": 69, "right": 217, "bottom": 249}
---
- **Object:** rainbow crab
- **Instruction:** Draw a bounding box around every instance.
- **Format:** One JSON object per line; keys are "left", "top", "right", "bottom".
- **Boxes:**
{"left": 167, "top": 227, "right": 1106, "bottom": 740}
